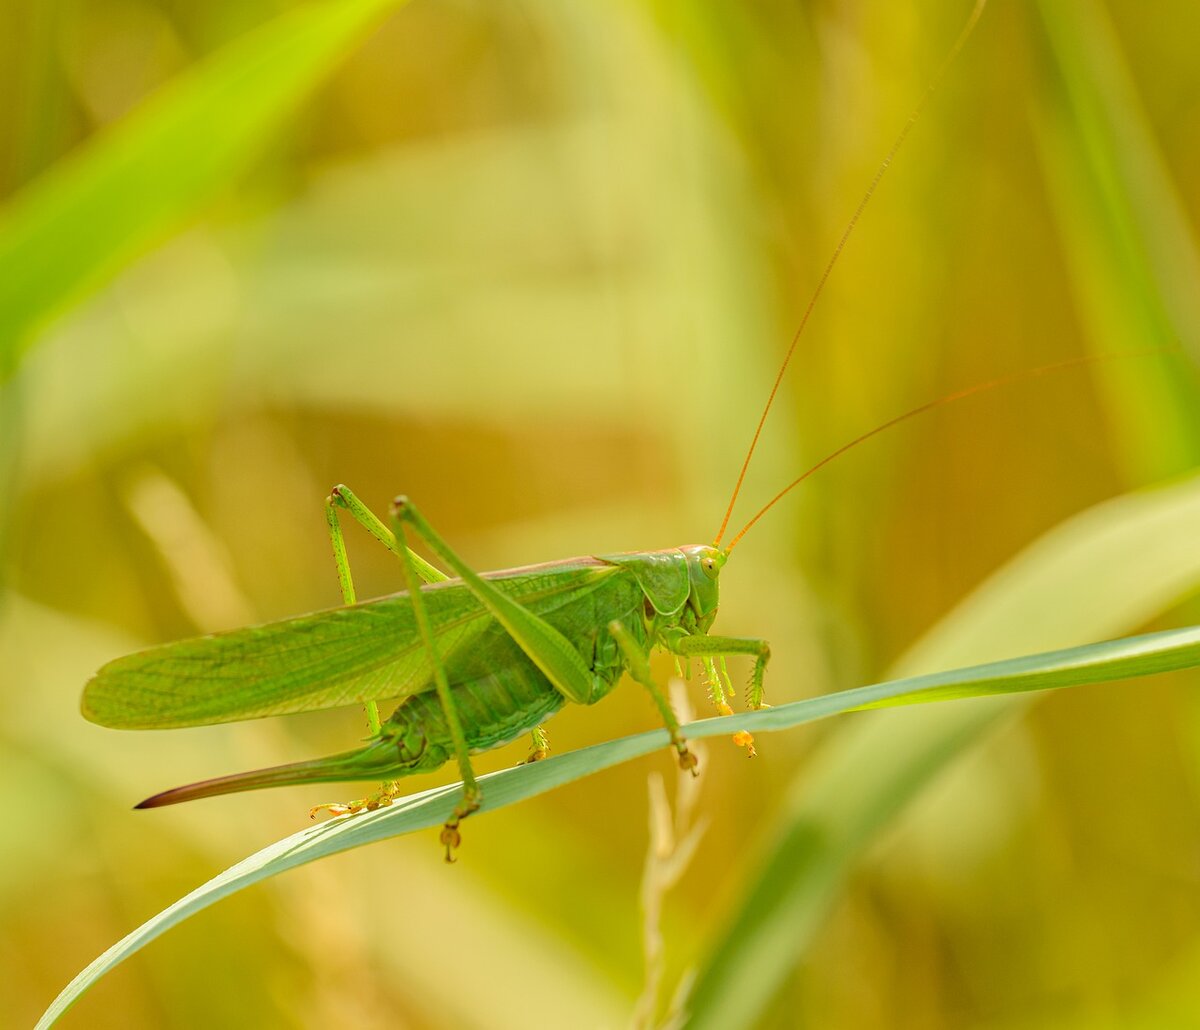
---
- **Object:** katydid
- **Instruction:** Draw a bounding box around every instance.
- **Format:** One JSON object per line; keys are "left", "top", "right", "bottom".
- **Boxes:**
{"left": 83, "top": 2, "right": 1023, "bottom": 861}
{"left": 85, "top": 489, "right": 765, "bottom": 859}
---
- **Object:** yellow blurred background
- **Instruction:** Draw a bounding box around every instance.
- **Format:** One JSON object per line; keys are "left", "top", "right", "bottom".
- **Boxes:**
{"left": 4, "top": 0, "right": 1200, "bottom": 1027}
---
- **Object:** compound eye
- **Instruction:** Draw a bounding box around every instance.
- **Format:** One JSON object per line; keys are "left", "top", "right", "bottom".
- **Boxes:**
{"left": 701, "top": 557, "right": 717, "bottom": 576}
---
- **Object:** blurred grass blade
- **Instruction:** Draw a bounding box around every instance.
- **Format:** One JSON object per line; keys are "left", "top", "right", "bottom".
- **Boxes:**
{"left": 1033, "top": 0, "right": 1200, "bottom": 479}
{"left": 35, "top": 624, "right": 1200, "bottom": 1027}
{"left": 684, "top": 473, "right": 1200, "bottom": 1029}
{"left": 0, "top": 0, "right": 407, "bottom": 376}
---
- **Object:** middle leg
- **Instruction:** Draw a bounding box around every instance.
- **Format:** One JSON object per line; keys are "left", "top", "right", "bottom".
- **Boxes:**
{"left": 608, "top": 619, "right": 698, "bottom": 774}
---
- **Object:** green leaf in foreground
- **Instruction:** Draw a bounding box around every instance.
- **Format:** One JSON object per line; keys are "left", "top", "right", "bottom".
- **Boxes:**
{"left": 36, "top": 625, "right": 1200, "bottom": 1028}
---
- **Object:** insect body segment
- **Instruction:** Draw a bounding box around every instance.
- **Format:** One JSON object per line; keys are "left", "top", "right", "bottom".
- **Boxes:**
{"left": 95, "top": 488, "right": 768, "bottom": 858}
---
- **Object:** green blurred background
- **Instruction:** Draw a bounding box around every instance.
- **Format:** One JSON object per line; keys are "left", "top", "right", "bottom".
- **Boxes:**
{"left": 5, "top": 0, "right": 1200, "bottom": 1026}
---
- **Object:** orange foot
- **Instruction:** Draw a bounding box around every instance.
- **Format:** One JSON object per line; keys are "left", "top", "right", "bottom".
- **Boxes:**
{"left": 309, "top": 799, "right": 368, "bottom": 820}
{"left": 309, "top": 780, "right": 403, "bottom": 820}
{"left": 714, "top": 701, "right": 757, "bottom": 757}
{"left": 733, "top": 730, "right": 757, "bottom": 758}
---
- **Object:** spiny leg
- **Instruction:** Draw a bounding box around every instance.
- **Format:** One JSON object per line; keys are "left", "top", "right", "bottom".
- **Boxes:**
{"left": 681, "top": 652, "right": 745, "bottom": 745}
{"left": 608, "top": 619, "right": 698, "bottom": 775}
{"left": 696, "top": 653, "right": 748, "bottom": 749}
{"left": 711, "top": 655, "right": 748, "bottom": 726}
{"left": 699, "top": 656, "right": 736, "bottom": 714}
{"left": 311, "top": 485, "right": 451, "bottom": 820}
{"left": 699, "top": 656, "right": 754, "bottom": 754}
{"left": 701, "top": 657, "right": 725, "bottom": 709}
{"left": 521, "top": 725, "right": 550, "bottom": 764}
{"left": 666, "top": 634, "right": 771, "bottom": 757}
{"left": 666, "top": 634, "right": 770, "bottom": 706}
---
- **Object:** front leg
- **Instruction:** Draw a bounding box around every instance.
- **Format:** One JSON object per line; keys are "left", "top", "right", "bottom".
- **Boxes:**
{"left": 663, "top": 632, "right": 770, "bottom": 757}
{"left": 664, "top": 633, "right": 771, "bottom": 709}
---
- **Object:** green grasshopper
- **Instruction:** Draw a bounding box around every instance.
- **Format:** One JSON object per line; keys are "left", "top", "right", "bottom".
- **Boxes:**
{"left": 83, "top": 2, "right": 996, "bottom": 860}
{"left": 85, "top": 490, "right": 766, "bottom": 859}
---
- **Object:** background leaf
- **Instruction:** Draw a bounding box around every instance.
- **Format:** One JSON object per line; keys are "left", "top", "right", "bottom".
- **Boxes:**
{"left": 0, "top": 0, "right": 407, "bottom": 374}
{"left": 5, "top": 1, "right": 1200, "bottom": 1025}
{"left": 1033, "top": 0, "right": 1200, "bottom": 480}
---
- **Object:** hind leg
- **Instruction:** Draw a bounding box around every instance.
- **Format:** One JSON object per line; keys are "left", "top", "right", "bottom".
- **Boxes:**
{"left": 311, "top": 485, "right": 452, "bottom": 821}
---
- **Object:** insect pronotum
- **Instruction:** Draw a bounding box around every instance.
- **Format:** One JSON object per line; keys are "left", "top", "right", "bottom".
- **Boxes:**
{"left": 83, "top": 0, "right": 1098, "bottom": 861}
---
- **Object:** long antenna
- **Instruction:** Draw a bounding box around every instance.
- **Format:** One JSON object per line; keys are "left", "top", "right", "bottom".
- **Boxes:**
{"left": 712, "top": 0, "right": 989, "bottom": 548}
{"left": 721, "top": 350, "right": 1174, "bottom": 552}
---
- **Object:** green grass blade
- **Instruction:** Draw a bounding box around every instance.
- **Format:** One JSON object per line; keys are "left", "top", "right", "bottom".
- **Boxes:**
{"left": 0, "top": 0, "right": 408, "bottom": 376}
{"left": 35, "top": 625, "right": 1200, "bottom": 1027}
{"left": 1033, "top": 0, "right": 1200, "bottom": 479}
{"left": 683, "top": 473, "right": 1200, "bottom": 1029}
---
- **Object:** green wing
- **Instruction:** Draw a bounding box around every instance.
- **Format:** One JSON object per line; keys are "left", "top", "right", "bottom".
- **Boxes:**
{"left": 83, "top": 561, "right": 616, "bottom": 729}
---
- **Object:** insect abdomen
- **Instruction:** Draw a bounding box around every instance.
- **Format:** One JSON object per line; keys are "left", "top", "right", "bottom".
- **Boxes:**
{"left": 381, "top": 662, "right": 564, "bottom": 771}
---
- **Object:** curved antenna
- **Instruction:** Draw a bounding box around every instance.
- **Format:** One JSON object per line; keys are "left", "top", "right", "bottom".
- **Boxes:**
{"left": 722, "top": 350, "right": 1174, "bottom": 553}
{"left": 713, "top": 0, "right": 989, "bottom": 548}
